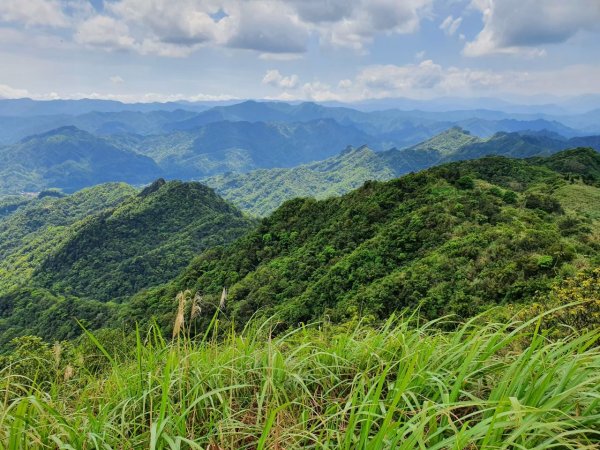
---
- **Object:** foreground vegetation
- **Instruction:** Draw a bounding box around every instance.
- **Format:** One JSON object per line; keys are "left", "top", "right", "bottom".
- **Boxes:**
{"left": 0, "top": 310, "right": 598, "bottom": 449}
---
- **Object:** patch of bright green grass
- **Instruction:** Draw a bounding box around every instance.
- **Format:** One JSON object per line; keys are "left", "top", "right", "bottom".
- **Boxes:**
{"left": 0, "top": 312, "right": 598, "bottom": 449}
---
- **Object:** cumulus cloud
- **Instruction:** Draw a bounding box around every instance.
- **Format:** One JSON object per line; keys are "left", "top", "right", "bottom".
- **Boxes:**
{"left": 1, "top": 0, "right": 434, "bottom": 57}
{"left": 107, "top": 0, "right": 223, "bottom": 46}
{"left": 269, "top": 59, "right": 600, "bottom": 102}
{"left": 262, "top": 69, "right": 299, "bottom": 89}
{"left": 316, "top": 0, "right": 432, "bottom": 50}
{"left": 0, "top": 83, "right": 30, "bottom": 99}
{"left": 226, "top": 1, "right": 309, "bottom": 53}
{"left": 465, "top": 0, "right": 600, "bottom": 56}
{"left": 440, "top": 15, "right": 462, "bottom": 36}
{"left": 0, "top": 0, "right": 70, "bottom": 27}
{"left": 75, "top": 15, "right": 136, "bottom": 51}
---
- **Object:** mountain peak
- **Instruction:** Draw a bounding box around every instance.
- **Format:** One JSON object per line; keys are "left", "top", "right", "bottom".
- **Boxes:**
{"left": 409, "top": 126, "right": 481, "bottom": 156}
{"left": 139, "top": 178, "right": 167, "bottom": 197}
{"left": 21, "top": 125, "right": 90, "bottom": 143}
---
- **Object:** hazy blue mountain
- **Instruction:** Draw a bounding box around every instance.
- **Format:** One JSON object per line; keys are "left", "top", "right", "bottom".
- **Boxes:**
{"left": 0, "top": 99, "right": 592, "bottom": 149}
{"left": 0, "top": 110, "right": 198, "bottom": 144}
{"left": 163, "top": 100, "right": 586, "bottom": 147}
{"left": 121, "top": 119, "right": 376, "bottom": 177}
{"left": 0, "top": 126, "right": 161, "bottom": 194}
{"left": 0, "top": 98, "right": 211, "bottom": 117}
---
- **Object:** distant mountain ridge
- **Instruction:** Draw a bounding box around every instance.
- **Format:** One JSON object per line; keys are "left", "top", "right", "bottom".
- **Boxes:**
{"left": 0, "top": 126, "right": 161, "bottom": 194}
{"left": 0, "top": 99, "right": 594, "bottom": 148}
{"left": 205, "top": 127, "right": 600, "bottom": 215}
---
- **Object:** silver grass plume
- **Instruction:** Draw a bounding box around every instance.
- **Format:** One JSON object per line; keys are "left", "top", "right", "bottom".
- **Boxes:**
{"left": 191, "top": 292, "right": 202, "bottom": 320}
{"left": 52, "top": 342, "right": 62, "bottom": 367}
{"left": 220, "top": 287, "right": 228, "bottom": 310}
{"left": 173, "top": 290, "right": 190, "bottom": 339}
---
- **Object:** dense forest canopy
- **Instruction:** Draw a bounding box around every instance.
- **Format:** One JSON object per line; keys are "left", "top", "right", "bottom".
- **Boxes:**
{"left": 6, "top": 147, "right": 598, "bottom": 348}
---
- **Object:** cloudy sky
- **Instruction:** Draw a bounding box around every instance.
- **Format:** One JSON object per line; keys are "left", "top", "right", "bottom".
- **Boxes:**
{"left": 1, "top": 0, "right": 600, "bottom": 103}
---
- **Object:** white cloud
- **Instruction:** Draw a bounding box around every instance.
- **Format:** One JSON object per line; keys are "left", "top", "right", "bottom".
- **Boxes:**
{"left": 0, "top": 0, "right": 70, "bottom": 27}
{"left": 440, "top": 15, "right": 462, "bottom": 36}
{"left": 465, "top": 0, "right": 600, "bottom": 56}
{"left": 225, "top": 1, "right": 309, "bottom": 53}
{"left": 265, "top": 60, "right": 600, "bottom": 102}
{"left": 262, "top": 69, "right": 299, "bottom": 89}
{"left": 75, "top": 16, "right": 136, "bottom": 51}
{"left": 0, "top": 83, "right": 30, "bottom": 99}
{"left": 316, "top": 0, "right": 432, "bottom": 50}
{"left": 110, "top": 76, "right": 125, "bottom": 84}
{"left": 301, "top": 81, "right": 339, "bottom": 101}
{"left": 0, "top": 0, "right": 434, "bottom": 57}
{"left": 107, "top": 0, "right": 223, "bottom": 46}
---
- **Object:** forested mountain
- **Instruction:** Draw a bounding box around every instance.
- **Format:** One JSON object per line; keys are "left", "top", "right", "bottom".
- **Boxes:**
{"left": 205, "top": 146, "right": 395, "bottom": 216}
{"left": 0, "top": 179, "right": 254, "bottom": 345}
{"left": 130, "top": 148, "right": 600, "bottom": 333}
{"left": 118, "top": 119, "right": 376, "bottom": 176}
{"left": 204, "top": 128, "right": 600, "bottom": 216}
{"left": 2, "top": 145, "right": 597, "bottom": 334}
{"left": 0, "top": 127, "right": 161, "bottom": 193}
{"left": 0, "top": 183, "right": 137, "bottom": 294}
{"left": 34, "top": 179, "right": 255, "bottom": 300}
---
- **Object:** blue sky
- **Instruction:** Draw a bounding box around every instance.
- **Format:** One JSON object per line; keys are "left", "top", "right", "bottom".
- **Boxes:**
{"left": 1, "top": 0, "right": 600, "bottom": 103}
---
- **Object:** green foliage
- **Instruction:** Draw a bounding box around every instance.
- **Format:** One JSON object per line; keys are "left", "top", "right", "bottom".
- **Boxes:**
{"left": 0, "top": 314, "right": 598, "bottom": 448}
{"left": 34, "top": 180, "right": 255, "bottom": 301}
{"left": 133, "top": 151, "right": 600, "bottom": 332}
{"left": 0, "top": 180, "right": 254, "bottom": 345}
{"left": 0, "top": 183, "right": 136, "bottom": 293}
{"left": 205, "top": 131, "right": 600, "bottom": 218}
{"left": 205, "top": 146, "right": 396, "bottom": 216}
{"left": 0, "top": 195, "right": 31, "bottom": 220}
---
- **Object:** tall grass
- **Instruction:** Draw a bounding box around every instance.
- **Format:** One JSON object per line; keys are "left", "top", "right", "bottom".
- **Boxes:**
{"left": 0, "top": 313, "right": 598, "bottom": 449}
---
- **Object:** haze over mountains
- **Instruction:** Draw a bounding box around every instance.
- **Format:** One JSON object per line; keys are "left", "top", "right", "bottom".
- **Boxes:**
{"left": 1, "top": 98, "right": 600, "bottom": 199}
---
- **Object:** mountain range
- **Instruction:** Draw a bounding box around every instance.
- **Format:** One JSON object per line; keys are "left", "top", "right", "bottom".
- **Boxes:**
{"left": 1, "top": 118, "right": 599, "bottom": 199}
{"left": 0, "top": 147, "right": 598, "bottom": 346}
{"left": 205, "top": 127, "right": 600, "bottom": 215}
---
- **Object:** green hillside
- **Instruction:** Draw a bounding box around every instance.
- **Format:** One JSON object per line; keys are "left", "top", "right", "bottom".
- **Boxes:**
{"left": 0, "top": 180, "right": 255, "bottom": 345}
{"left": 0, "top": 126, "right": 161, "bottom": 194}
{"left": 405, "top": 126, "right": 482, "bottom": 155}
{"left": 130, "top": 148, "right": 600, "bottom": 332}
{"left": 205, "top": 146, "right": 395, "bottom": 216}
{"left": 202, "top": 127, "right": 600, "bottom": 217}
{"left": 33, "top": 179, "right": 256, "bottom": 301}
{"left": 0, "top": 183, "right": 137, "bottom": 292}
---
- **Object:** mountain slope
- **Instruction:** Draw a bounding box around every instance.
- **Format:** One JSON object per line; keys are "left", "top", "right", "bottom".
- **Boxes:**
{"left": 405, "top": 126, "right": 482, "bottom": 155}
{"left": 33, "top": 179, "right": 256, "bottom": 301}
{"left": 0, "top": 126, "right": 161, "bottom": 193}
{"left": 204, "top": 146, "right": 396, "bottom": 216}
{"left": 203, "top": 128, "right": 600, "bottom": 217}
{"left": 0, "top": 183, "right": 137, "bottom": 293}
{"left": 123, "top": 119, "right": 375, "bottom": 177}
{"left": 129, "top": 149, "right": 600, "bottom": 332}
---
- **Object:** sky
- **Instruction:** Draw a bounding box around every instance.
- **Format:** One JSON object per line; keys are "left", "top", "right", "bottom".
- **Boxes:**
{"left": 1, "top": 0, "right": 600, "bottom": 103}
